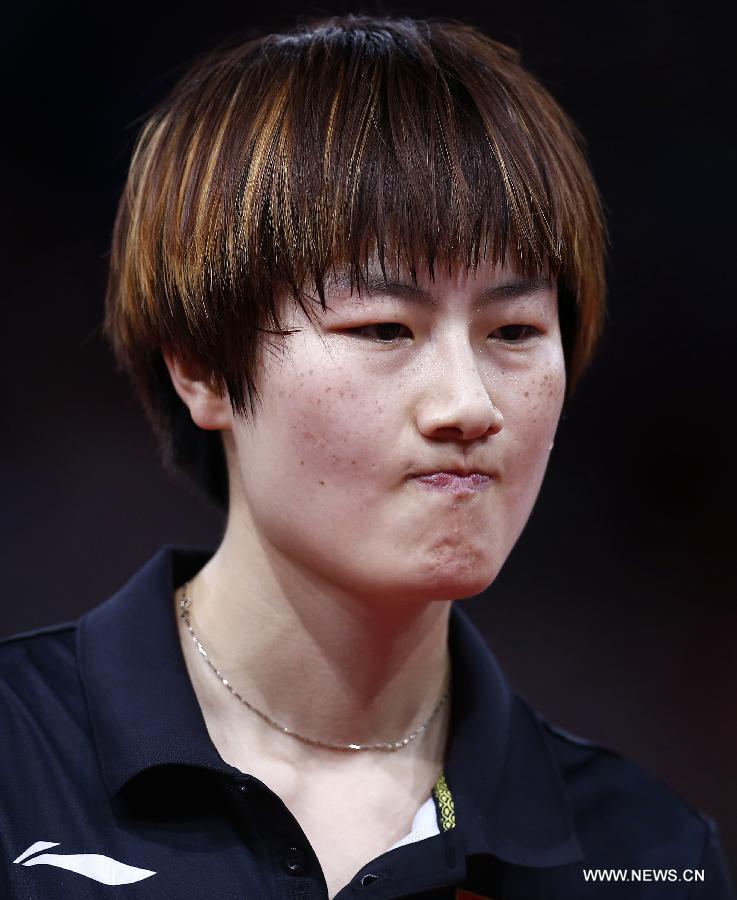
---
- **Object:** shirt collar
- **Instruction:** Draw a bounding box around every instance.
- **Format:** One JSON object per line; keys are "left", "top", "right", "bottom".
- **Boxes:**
{"left": 78, "top": 546, "right": 582, "bottom": 868}
{"left": 78, "top": 546, "right": 234, "bottom": 792}
{"left": 445, "top": 608, "right": 584, "bottom": 866}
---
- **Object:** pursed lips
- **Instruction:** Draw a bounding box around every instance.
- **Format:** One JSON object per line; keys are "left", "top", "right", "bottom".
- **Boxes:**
{"left": 412, "top": 471, "right": 493, "bottom": 492}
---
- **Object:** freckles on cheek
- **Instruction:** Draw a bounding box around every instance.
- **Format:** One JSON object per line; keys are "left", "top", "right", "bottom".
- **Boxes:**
{"left": 532, "top": 373, "right": 559, "bottom": 414}
{"left": 542, "top": 368, "right": 565, "bottom": 402}
{"left": 510, "top": 366, "right": 565, "bottom": 438}
{"left": 286, "top": 379, "right": 375, "bottom": 482}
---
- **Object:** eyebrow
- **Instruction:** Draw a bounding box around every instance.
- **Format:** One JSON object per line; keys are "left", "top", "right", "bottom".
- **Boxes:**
{"left": 326, "top": 272, "right": 554, "bottom": 307}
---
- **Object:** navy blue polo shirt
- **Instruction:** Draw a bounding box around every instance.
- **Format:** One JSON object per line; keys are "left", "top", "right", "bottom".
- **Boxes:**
{"left": 0, "top": 546, "right": 734, "bottom": 899}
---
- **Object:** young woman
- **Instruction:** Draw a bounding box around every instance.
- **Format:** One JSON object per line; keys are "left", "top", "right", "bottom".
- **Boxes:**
{"left": 1, "top": 15, "right": 733, "bottom": 899}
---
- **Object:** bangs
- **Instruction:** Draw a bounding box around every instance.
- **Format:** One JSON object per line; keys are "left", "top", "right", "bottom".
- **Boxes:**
{"left": 109, "top": 14, "right": 606, "bottom": 430}
{"left": 244, "top": 28, "right": 561, "bottom": 286}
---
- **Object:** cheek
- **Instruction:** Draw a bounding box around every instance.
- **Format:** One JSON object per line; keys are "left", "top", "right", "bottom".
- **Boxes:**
{"left": 231, "top": 361, "right": 397, "bottom": 570}
{"left": 290, "top": 386, "right": 368, "bottom": 479}
{"left": 524, "top": 364, "right": 566, "bottom": 435}
{"left": 510, "top": 343, "right": 566, "bottom": 428}
{"left": 251, "top": 362, "right": 386, "bottom": 493}
{"left": 502, "top": 360, "right": 566, "bottom": 496}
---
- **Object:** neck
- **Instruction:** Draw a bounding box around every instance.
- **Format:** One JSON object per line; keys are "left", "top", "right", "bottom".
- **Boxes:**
{"left": 177, "top": 512, "right": 453, "bottom": 758}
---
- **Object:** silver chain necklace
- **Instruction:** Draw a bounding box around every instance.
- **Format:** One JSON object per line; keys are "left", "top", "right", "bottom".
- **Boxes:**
{"left": 178, "top": 583, "right": 451, "bottom": 752}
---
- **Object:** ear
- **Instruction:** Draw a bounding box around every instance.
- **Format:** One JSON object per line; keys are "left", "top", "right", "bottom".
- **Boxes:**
{"left": 163, "top": 352, "right": 233, "bottom": 431}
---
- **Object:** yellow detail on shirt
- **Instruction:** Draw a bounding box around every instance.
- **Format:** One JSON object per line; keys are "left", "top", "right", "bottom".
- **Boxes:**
{"left": 432, "top": 773, "right": 456, "bottom": 831}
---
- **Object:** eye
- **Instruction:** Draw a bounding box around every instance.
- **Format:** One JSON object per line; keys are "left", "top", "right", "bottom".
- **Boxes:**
{"left": 350, "top": 323, "right": 412, "bottom": 343}
{"left": 491, "top": 324, "right": 540, "bottom": 343}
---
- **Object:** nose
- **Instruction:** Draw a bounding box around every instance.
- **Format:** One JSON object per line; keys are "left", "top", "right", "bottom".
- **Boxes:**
{"left": 414, "top": 339, "right": 503, "bottom": 442}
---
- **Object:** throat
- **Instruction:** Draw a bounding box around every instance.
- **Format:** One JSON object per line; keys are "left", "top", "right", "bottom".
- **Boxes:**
{"left": 174, "top": 580, "right": 454, "bottom": 757}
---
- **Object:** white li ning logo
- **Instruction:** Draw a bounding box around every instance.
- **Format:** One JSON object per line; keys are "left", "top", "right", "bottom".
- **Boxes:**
{"left": 14, "top": 841, "right": 156, "bottom": 885}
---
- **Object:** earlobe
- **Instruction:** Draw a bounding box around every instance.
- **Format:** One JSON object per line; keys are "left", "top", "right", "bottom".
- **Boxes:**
{"left": 163, "top": 353, "right": 232, "bottom": 431}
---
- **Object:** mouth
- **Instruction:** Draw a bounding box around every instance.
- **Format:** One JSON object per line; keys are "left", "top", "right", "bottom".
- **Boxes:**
{"left": 412, "top": 471, "right": 493, "bottom": 493}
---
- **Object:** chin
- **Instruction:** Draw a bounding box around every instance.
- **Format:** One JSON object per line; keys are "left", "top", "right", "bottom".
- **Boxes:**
{"left": 415, "top": 542, "right": 500, "bottom": 601}
{"left": 422, "top": 571, "right": 499, "bottom": 603}
{"left": 359, "top": 557, "right": 498, "bottom": 606}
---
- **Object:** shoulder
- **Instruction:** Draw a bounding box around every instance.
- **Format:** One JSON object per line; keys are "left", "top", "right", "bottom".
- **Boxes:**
{"left": 525, "top": 698, "right": 731, "bottom": 880}
{"left": 0, "top": 621, "right": 87, "bottom": 745}
{"left": 0, "top": 620, "right": 78, "bottom": 678}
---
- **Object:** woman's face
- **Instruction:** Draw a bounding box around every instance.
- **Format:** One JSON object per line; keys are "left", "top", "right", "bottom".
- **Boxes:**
{"left": 225, "top": 256, "right": 566, "bottom": 604}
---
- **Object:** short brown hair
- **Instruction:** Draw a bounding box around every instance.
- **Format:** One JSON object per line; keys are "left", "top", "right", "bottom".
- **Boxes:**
{"left": 105, "top": 14, "right": 608, "bottom": 508}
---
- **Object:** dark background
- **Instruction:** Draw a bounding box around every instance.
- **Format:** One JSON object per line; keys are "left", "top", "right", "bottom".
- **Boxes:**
{"left": 4, "top": 0, "right": 736, "bottom": 872}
